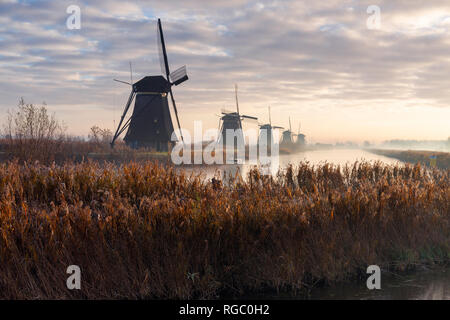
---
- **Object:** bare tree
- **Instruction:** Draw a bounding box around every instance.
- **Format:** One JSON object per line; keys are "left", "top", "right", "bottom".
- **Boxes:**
{"left": 4, "top": 98, "right": 67, "bottom": 162}
{"left": 88, "top": 125, "right": 113, "bottom": 146}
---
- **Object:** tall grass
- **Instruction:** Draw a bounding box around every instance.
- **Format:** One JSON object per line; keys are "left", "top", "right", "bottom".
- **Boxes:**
{"left": 0, "top": 138, "right": 164, "bottom": 165}
{"left": 0, "top": 160, "right": 448, "bottom": 299}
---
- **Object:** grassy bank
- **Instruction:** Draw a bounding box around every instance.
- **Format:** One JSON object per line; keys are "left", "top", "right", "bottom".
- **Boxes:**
{"left": 369, "top": 149, "right": 450, "bottom": 170}
{"left": 0, "top": 160, "right": 448, "bottom": 299}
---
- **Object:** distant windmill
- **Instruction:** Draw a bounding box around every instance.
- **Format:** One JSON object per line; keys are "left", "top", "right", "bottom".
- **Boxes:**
{"left": 281, "top": 117, "right": 294, "bottom": 146}
{"left": 295, "top": 122, "right": 306, "bottom": 147}
{"left": 259, "top": 106, "right": 283, "bottom": 150}
{"left": 111, "top": 18, "right": 189, "bottom": 151}
{"left": 218, "top": 84, "right": 257, "bottom": 149}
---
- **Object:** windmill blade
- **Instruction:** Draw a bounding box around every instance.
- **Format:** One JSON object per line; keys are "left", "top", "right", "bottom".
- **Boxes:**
{"left": 111, "top": 89, "right": 136, "bottom": 147}
{"left": 114, "top": 79, "right": 132, "bottom": 86}
{"left": 168, "top": 89, "right": 184, "bottom": 143}
{"left": 235, "top": 84, "right": 239, "bottom": 114}
{"left": 157, "top": 18, "right": 171, "bottom": 80}
{"left": 170, "top": 65, "right": 188, "bottom": 86}
{"left": 129, "top": 61, "right": 133, "bottom": 85}
{"left": 241, "top": 114, "right": 258, "bottom": 121}
{"left": 268, "top": 106, "right": 272, "bottom": 126}
{"left": 241, "top": 115, "right": 258, "bottom": 124}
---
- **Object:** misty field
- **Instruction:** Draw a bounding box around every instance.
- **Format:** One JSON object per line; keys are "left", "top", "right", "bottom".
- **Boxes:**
{"left": 0, "top": 160, "right": 448, "bottom": 299}
{"left": 369, "top": 149, "right": 450, "bottom": 170}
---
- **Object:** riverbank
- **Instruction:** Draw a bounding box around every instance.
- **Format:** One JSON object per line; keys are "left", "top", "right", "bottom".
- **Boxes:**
{"left": 0, "top": 160, "right": 448, "bottom": 299}
{"left": 307, "top": 266, "right": 449, "bottom": 300}
{"left": 368, "top": 149, "right": 450, "bottom": 170}
{"left": 239, "top": 266, "right": 449, "bottom": 299}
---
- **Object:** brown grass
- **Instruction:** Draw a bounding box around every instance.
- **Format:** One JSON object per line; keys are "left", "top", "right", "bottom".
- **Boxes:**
{"left": 0, "top": 160, "right": 448, "bottom": 299}
{"left": 0, "top": 138, "right": 171, "bottom": 165}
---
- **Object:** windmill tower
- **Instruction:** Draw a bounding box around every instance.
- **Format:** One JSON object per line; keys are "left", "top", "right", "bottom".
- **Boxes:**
{"left": 218, "top": 84, "right": 257, "bottom": 149}
{"left": 111, "top": 19, "right": 189, "bottom": 151}
{"left": 281, "top": 117, "right": 294, "bottom": 146}
{"left": 258, "top": 106, "right": 283, "bottom": 152}
{"left": 295, "top": 122, "right": 306, "bottom": 148}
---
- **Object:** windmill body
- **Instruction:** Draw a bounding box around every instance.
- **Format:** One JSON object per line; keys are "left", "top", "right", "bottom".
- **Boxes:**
{"left": 111, "top": 19, "right": 188, "bottom": 151}
{"left": 258, "top": 106, "right": 283, "bottom": 152}
{"left": 123, "top": 76, "right": 174, "bottom": 150}
{"left": 217, "top": 85, "right": 257, "bottom": 150}
{"left": 218, "top": 112, "right": 243, "bottom": 149}
{"left": 294, "top": 122, "right": 306, "bottom": 149}
{"left": 280, "top": 117, "right": 294, "bottom": 146}
{"left": 259, "top": 123, "right": 273, "bottom": 147}
{"left": 296, "top": 133, "right": 306, "bottom": 146}
{"left": 281, "top": 130, "right": 294, "bottom": 145}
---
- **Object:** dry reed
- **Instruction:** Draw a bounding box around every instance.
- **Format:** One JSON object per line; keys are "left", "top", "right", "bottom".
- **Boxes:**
{"left": 0, "top": 160, "right": 448, "bottom": 299}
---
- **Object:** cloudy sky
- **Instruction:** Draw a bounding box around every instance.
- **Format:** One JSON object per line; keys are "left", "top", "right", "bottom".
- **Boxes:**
{"left": 0, "top": 0, "right": 449, "bottom": 143}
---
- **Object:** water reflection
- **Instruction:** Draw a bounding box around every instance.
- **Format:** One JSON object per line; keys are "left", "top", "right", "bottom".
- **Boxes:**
{"left": 308, "top": 268, "right": 449, "bottom": 300}
{"left": 179, "top": 149, "right": 403, "bottom": 182}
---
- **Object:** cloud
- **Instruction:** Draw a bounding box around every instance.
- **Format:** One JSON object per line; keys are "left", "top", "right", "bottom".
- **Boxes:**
{"left": 0, "top": 0, "right": 449, "bottom": 142}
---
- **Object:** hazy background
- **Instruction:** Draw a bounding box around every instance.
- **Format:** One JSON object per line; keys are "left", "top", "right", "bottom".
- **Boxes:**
{"left": 0, "top": 0, "right": 449, "bottom": 144}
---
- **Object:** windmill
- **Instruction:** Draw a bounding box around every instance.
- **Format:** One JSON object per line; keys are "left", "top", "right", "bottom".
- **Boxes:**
{"left": 110, "top": 18, "right": 188, "bottom": 151}
{"left": 281, "top": 117, "right": 294, "bottom": 146}
{"left": 295, "top": 122, "right": 306, "bottom": 147}
{"left": 258, "top": 106, "right": 283, "bottom": 151}
{"left": 217, "top": 84, "right": 257, "bottom": 149}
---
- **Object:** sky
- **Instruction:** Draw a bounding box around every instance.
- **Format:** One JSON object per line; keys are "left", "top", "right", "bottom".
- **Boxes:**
{"left": 0, "top": 0, "right": 449, "bottom": 144}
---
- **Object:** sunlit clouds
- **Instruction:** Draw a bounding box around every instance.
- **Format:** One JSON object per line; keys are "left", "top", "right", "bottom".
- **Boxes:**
{"left": 0, "top": 0, "right": 449, "bottom": 143}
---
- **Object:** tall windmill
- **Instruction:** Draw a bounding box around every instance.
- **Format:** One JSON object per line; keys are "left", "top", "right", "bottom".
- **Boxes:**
{"left": 218, "top": 84, "right": 257, "bottom": 149}
{"left": 259, "top": 106, "right": 283, "bottom": 150}
{"left": 111, "top": 18, "right": 188, "bottom": 151}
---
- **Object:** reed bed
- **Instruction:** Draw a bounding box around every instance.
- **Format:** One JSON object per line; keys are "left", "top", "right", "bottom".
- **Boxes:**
{"left": 0, "top": 160, "right": 448, "bottom": 299}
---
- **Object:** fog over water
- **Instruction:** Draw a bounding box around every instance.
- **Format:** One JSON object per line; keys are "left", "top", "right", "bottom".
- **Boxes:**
{"left": 181, "top": 149, "right": 403, "bottom": 181}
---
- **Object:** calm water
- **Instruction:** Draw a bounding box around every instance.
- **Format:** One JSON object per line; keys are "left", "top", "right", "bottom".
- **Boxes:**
{"left": 307, "top": 268, "right": 449, "bottom": 300}
{"left": 240, "top": 268, "right": 449, "bottom": 300}
{"left": 180, "top": 148, "right": 403, "bottom": 181}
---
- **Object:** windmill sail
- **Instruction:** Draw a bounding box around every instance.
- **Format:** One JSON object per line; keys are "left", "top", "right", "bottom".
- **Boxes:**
{"left": 157, "top": 19, "right": 170, "bottom": 79}
{"left": 170, "top": 65, "right": 188, "bottom": 86}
